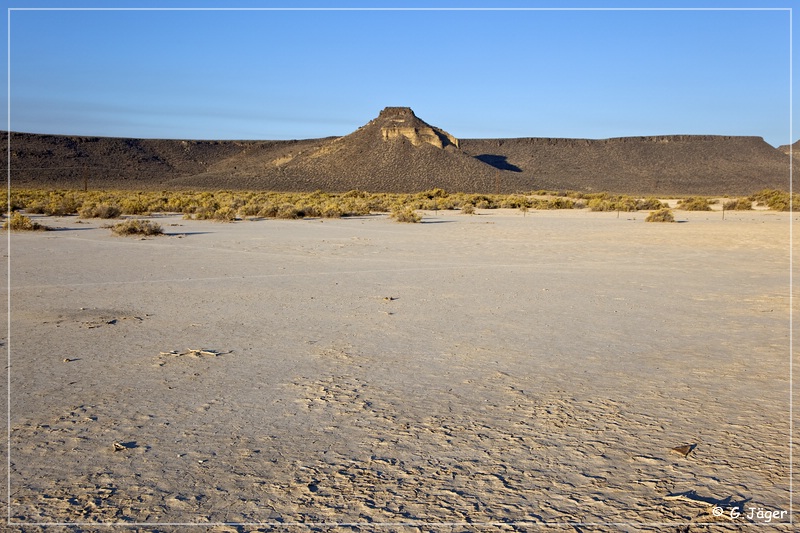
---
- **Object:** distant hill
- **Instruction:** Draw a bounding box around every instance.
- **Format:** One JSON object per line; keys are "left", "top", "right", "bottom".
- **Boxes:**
{"left": 2, "top": 107, "right": 796, "bottom": 195}
{"left": 462, "top": 135, "right": 795, "bottom": 195}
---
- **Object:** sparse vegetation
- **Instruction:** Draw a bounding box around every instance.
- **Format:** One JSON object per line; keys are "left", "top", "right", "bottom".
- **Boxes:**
{"left": 586, "top": 194, "right": 665, "bottom": 212}
{"left": 460, "top": 204, "right": 476, "bottom": 215}
{"left": 723, "top": 198, "right": 753, "bottom": 211}
{"left": 183, "top": 205, "right": 239, "bottom": 221}
{"left": 587, "top": 195, "right": 638, "bottom": 212}
{"left": 3, "top": 212, "right": 50, "bottom": 231}
{"left": 542, "top": 197, "right": 576, "bottom": 209}
{"left": 677, "top": 197, "right": 712, "bottom": 211}
{"left": 749, "top": 189, "right": 799, "bottom": 211}
{"left": 110, "top": 219, "right": 164, "bottom": 236}
{"left": 3, "top": 189, "right": 793, "bottom": 224}
{"left": 78, "top": 203, "right": 122, "bottom": 219}
{"left": 275, "top": 204, "right": 306, "bottom": 220}
{"left": 636, "top": 197, "right": 667, "bottom": 210}
{"left": 390, "top": 206, "right": 421, "bottom": 223}
{"left": 645, "top": 208, "right": 675, "bottom": 222}
{"left": 43, "top": 192, "right": 82, "bottom": 216}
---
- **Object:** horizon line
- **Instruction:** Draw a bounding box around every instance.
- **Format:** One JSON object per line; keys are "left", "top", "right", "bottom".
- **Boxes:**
{"left": 0, "top": 129, "right": 788, "bottom": 148}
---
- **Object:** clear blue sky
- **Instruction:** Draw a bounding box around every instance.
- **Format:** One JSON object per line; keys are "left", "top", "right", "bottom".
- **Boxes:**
{"left": 3, "top": 1, "right": 797, "bottom": 147}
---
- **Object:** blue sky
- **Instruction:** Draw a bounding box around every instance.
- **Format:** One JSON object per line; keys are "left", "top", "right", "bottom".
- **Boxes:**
{"left": 3, "top": 1, "right": 797, "bottom": 147}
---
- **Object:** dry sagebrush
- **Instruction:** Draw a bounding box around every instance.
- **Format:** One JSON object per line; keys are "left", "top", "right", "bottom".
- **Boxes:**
{"left": 110, "top": 219, "right": 164, "bottom": 236}
{"left": 3, "top": 212, "right": 50, "bottom": 231}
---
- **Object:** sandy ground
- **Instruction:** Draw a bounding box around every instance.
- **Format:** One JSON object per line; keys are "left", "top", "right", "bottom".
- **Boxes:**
{"left": 1, "top": 208, "right": 796, "bottom": 532}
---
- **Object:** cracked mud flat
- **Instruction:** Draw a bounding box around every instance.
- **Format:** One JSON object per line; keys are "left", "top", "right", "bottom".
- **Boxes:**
{"left": 2, "top": 209, "right": 795, "bottom": 531}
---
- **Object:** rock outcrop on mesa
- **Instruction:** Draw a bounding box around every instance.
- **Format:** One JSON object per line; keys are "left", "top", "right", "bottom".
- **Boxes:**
{"left": 377, "top": 107, "right": 459, "bottom": 149}
{"left": 2, "top": 107, "right": 796, "bottom": 194}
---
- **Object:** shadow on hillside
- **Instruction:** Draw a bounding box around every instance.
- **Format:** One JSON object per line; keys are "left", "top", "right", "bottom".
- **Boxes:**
{"left": 474, "top": 154, "right": 522, "bottom": 172}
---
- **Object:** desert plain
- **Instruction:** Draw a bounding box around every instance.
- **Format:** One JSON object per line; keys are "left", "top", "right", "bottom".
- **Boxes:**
{"left": 2, "top": 206, "right": 796, "bottom": 532}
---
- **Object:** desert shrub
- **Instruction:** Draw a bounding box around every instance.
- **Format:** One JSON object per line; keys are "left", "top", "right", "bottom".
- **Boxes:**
{"left": 587, "top": 196, "right": 636, "bottom": 211}
{"left": 141, "top": 194, "right": 169, "bottom": 214}
{"left": 257, "top": 203, "right": 279, "bottom": 218}
{"left": 184, "top": 205, "right": 239, "bottom": 221}
{"left": 238, "top": 201, "right": 262, "bottom": 218}
{"left": 723, "top": 198, "right": 753, "bottom": 211}
{"left": 44, "top": 192, "right": 81, "bottom": 216}
{"left": 464, "top": 194, "right": 494, "bottom": 209}
{"left": 299, "top": 198, "right": 352, "bottom": 218}
{"left": 432, "top": 195, "right": 452, "bottom": 209}
{"left": 3, "top": 212, "right": 49, "bottom": 231}
{"left": 318, "top": 203, "right": 344, "bottom": 218}
{"left": 582, "top": 192, "right": 605, "bottom": 200}
{"left": 342, "top": 189, "right": 368, "bottom": 199}
{"left": 213, "top": 206, "right": 238, "bottom": 221}
{"left": 419, "top": 188, "right": 448, "bottom": 199}
{"left": 185, "top": 206, "right": 216, "bottom": 220}
{"left": 8, "top": 190, "right": 48, "bottom": 213}
{"left": 119, "top": 196, "right": 151, "bottom": 215}
{"left": 587, "top": 198, "right": 614, "bottom": 212}
{"left": 545, "top": 197, "right": 576, "bottom": 209}
{"left": 677, "top": 197, "right": 712, "bottom": 211}
{"left": 434, "top": 193, "right": 460, "bottom": 210}
{"left": 460, "top": 204, "right": 476, "bottom": 215}
{"left": 780, "top": 194, "right": 799, "bottom": 211}
{"left": 588, "top": 195, "right": 647, "bottom": 212}
{"left": 616, "top": 196, "right": 638, "bottom": 212}
{"left": 110, "top": 219, "right": 163, "bottom": 236}
{"left": 749, "top": 189, "right": 798, "bottom": 211}
{"left": 645, "top": 208, "right": 675, "bottom": 222}
{"left": 418, "top": 198, "right": 438, "bottom": 211}
{"left": 296, "top": 202, "right": 321, "bottom": 218}
{"left": 335, "top": 197, "right": 372, "bottom": 216}
{"left": 79, "top": 203, "right": 122, "bottom": 219}
{"left": 636, "top": 197, "right": 666, "bottom": 210}
{"left": 24, "top": 201, "right": 47, "bottom": 214}
{"left": 498, "top": 195, "right": 530, "bottom": 209}
{"left": 275, "top": 204, "right": 305, "bottom": 219}
{"left": 390, "top": 206, "right": 421, "bottom": 223}
{"left": 426, "top": 196, "right": 448, "bottom": 211}
{"left": 164, "top": 192, "right": 201, "bottom": 213}
{"left": 354, "top": 194, "right": 392, "bottom": 214}
{"left": 97, "top": 203, "right": 122, "bottom": 218}
{"left": 530, "top": 189, "right": 554, "bottom": 196}
{"left": 223, "top": 195, "right": 247, "bottom": 212}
